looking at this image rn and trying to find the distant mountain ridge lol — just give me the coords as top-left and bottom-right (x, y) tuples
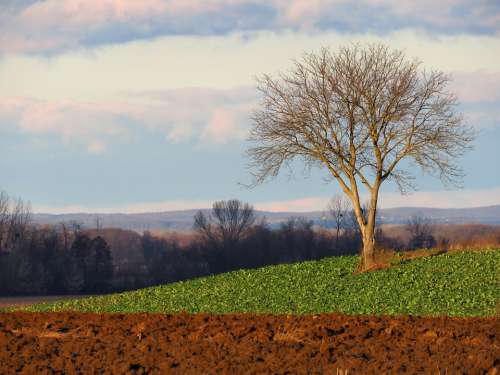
(32, 205), (500, 231)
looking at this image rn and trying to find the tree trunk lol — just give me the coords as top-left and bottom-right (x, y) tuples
(357, 185), (380, 271)
(361, 231), (376, 270)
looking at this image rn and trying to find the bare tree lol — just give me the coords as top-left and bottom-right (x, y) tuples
(0, 192), (32, 252)
(0, 191), (9, 252)
(247, 43), (474, 271)
(59, 223), (71, 252)
(7, 197), (31, 247)
(327, 194), (351, 248)
(405, 215), (436, 250)
(194, 199), (256, 247)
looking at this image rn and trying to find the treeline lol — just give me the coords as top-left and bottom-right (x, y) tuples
(1, 194), (499, 296)
(0, 192), (114, 295)
(0, 195), (362, 295)
(99, 200), (364, 291)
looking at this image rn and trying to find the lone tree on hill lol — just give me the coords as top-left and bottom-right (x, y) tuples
(246, 43), (474, 271)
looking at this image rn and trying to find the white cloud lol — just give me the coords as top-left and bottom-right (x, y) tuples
(1, 28), (499, 152)
(450, 71), (500, 103)
(32, 187), (500, 214)
(255, 197), (331, 212)
(2, 27), (500, 151)
(366, 0), (462, 25)
(255, 187), (500, 212)
(33, 199), (213, 214)
(1, 30), (500, 102)
(201, 105), (252, 143)
(87, 139), (106, 154)
(1, 0), (169, 54)
(377, 187), (500, 209)
(2, 0), (498, 54)
(0, 96), (128, 153)
(19, 0), (168, 27)
(0, 88), (257, 152)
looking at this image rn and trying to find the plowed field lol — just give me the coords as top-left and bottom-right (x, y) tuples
(0, 312), (498, 374)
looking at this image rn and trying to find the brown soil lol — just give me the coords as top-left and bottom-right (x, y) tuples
(0, 312), (498, 374)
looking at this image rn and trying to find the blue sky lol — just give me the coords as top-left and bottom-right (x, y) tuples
(1, 0), (500, 213)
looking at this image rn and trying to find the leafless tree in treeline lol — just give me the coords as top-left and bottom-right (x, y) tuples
(59, 222), (71, 252)
(405, 215), (436, 250)
(194, 199), (256, 272)
(194, 199), (256, 248)
(7, 197), (31, 246)
(0, 191), (31, 252)
(328, 195), (351, 249)
(0, 192), (9, 252)
(247, 43), (474, 271)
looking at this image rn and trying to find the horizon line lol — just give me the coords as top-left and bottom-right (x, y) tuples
(32, 203), (500, 216)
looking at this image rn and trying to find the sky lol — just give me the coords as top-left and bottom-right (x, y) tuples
(1, 0), (500, 213)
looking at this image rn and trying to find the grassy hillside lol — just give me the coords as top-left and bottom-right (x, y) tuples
(26, 250), (500, 317)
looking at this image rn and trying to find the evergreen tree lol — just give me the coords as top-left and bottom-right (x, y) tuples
(90, 236), (114, 292)
(63, 256), (85, 293)
(71, 233), (93, 291)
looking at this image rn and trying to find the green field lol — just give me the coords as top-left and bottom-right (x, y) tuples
(24, 250), (500, 317)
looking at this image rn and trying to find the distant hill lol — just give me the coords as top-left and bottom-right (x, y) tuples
(378, 205), (500, 225)
(32, 205), (500, 231)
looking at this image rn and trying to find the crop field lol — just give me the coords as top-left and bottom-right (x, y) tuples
(1, 249), (499, 374)
(26, 250), (500, 316)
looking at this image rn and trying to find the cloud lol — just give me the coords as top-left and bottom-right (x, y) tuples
(255, 187), (500, 212)
(0, 88), (257, 152)
(450, 71), (500, 103)
(255, 197), (332, 212)
(0, 0), (274, 54)
(20, 0), (168, 27)
(445, 71), (500, 130)
(128, 88), (257, 143)
(201, 106), (252, 143)
(33, 199), (213, 214)
(32, 186), (500, 214)
(377, 187), (500, 209)
(2, 29), (500, 102)
(87, 139), (106, 154)
(1, 0), (499, 54)
(0, 96), (128, 152)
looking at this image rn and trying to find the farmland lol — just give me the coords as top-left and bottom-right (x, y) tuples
(4, 2), (500, 372)
(1, 249), (499, 373)
(25, 250), (500, 316)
